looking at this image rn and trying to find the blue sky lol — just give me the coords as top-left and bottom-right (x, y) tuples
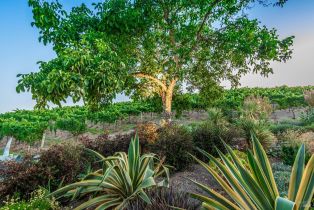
(0, 0), (314, 113)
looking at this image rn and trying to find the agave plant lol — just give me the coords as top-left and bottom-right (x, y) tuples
(190, 135), (314, 210)
(48, 135), (169, 210)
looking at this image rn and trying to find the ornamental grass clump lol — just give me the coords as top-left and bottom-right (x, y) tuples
(48, 135), (169, 210)
(278, 130), (312, 166)
(190, 135), (314, 210)
(237, 96), (276, 148)
(304, 90), (314, 107)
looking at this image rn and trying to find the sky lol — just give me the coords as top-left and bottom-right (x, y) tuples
(0, 0), (314, 113)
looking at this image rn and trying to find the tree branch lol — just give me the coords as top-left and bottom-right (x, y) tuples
(196, 0), (221, 40)
(169, 78), (177, 91)
(133, 73), (167, 92)
(190, 0), (221, 54)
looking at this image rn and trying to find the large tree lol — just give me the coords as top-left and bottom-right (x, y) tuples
(17, 0), (294, 117)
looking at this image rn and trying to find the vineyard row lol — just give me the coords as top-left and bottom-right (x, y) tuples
(0, 85), (313, 143)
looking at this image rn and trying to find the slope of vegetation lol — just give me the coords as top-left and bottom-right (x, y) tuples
(1, 86), (313, 144)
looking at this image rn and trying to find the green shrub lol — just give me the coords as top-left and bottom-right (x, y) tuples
(0, 189), (59, 210)
(237, 116), (276, 149)
(272, 162), (314, 207)
(304, 123), (314, 132)
(207, 107), (226, 124)
(272, 162), (292, 197)
(301, 108), (314, 126)
(281, 145), (311, 166)
(149, 124), (194, 171)
(55, 117), (86, 136)
(192, 121), (237, 159)
(126, 187), (200, 210)
(269, 123), (303, 135)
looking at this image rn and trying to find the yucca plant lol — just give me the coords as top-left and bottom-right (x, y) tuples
(190, 135), (314, 210)
(48, 135), (169, 210)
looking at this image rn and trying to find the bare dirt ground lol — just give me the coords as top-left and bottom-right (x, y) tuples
(170, 164), (224, 195)
(270, 108), (305, 122)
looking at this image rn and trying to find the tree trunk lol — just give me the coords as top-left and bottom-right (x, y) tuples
(40, 133), (46, 148)
(134, 73), (177, 122)
(162, 91), (173, 121)
(161, 80), (176, 122)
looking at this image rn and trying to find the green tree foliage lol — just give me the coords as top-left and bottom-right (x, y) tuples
(17, 0), (294, 116)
